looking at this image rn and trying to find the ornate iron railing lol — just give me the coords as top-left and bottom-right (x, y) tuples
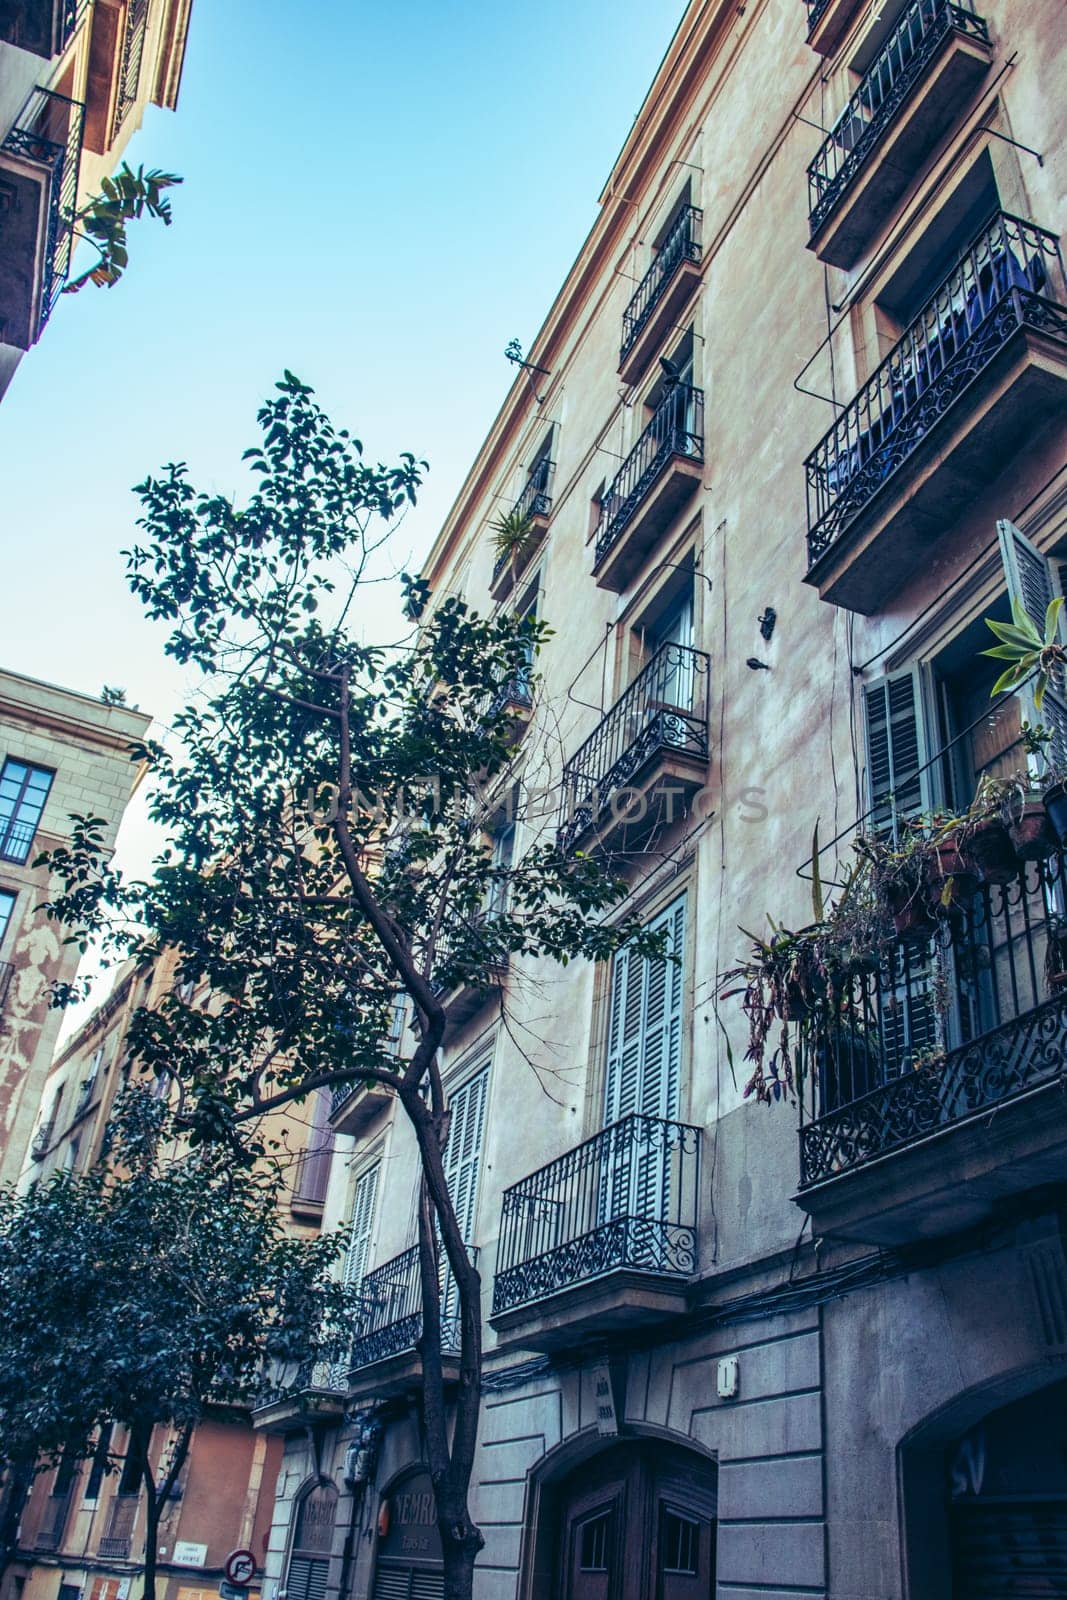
(805, 0), (834, 34)
(111, 0), (149, 141)
(808, 0), (988, 237)
(1, 88), (84, 334)
(0, 962), (13, 1013)
(493, 1113), (700, 1316)
(329, 999), (405, 1118)
(98, 1493), (137, 1560)
(348, 1243), (478, 1373)
(620, 205), (702, 362)
(0, 0), (83, 54)
(805, 213), (1067, 567)
(491, 457), (554, 585)
(0, 817), (36, 863)
(798, 848), (1067, 1186)
(593, 384), (704, 573)
(558, 642), (710, 852)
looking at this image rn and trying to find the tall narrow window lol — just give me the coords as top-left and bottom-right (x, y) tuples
(343, 1162), (380, 1291)
(439, 1064), (489, 1338)
(0, 759), (54, 864)
(604, 894), (686, 1127)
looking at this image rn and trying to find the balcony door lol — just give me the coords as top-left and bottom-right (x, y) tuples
(602, 895), (686, 1243)
(643, 590), (695, 716)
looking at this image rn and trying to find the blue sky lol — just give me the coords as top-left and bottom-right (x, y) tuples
(2, 0), (685, 718)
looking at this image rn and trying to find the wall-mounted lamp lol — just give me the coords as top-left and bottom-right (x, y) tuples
(758, 607), (777, 642)
(746, 657), (771, 672)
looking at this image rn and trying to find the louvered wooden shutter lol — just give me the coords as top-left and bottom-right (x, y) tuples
(344, 1161), (380, 1289)
(439, 1065), (489, 1330)
(997, 519), (1067, 770)
(604, 895), (686, 1125)
(862, 668), (931, 837)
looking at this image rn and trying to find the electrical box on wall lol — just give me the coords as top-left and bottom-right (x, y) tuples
(717, 1355), (740, 1400)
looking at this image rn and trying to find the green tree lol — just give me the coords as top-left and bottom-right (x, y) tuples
(0, 1091), (351, 1600)
(41, 374), (663, 1600)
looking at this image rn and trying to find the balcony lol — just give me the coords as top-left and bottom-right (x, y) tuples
(618, 206), (702, 384)
(808, 0), (992, 270)
(804, 212), (1067, 613)
(795, 848), (1067, 1245)
(804, 0), (862, 55)
(592, 385), (704, 593)
(0, 0), (83, 56)
(251, 1356), (348, 1434)
(558, 643), (710, 857)
(489, 458), (554, 603)
(0, 88), (83, 350)
(97, 1493), (137, 1560)
(329, 1077), (394, 1138)
(346, 1243), (475, 1400)
(491, 1113), (700, 1351)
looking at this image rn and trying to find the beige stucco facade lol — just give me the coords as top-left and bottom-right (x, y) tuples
(261, 0), (1067, 1595)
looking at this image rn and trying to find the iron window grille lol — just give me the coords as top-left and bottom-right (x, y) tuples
(804, 212), (1067, 568)
(492, 1112), (700, 1316)
(807, 0), (989, 239)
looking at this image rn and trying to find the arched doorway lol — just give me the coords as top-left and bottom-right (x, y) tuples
(553, 1440), (717, 1600)
(370, 1468), (444, 1599)
(948, 1379), (1067, 1595)
(284, 1481), (338, 1600)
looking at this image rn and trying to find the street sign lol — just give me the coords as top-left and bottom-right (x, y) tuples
(219, 1583), (248, 1600)
(224, 1551), (257, 1586)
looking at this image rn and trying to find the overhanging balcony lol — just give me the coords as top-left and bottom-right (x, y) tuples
(329, 1076), (394, 1138)
(490, 457), (554, 602)
(558, 642), (710, 857)
(0, 88), (83, 350)
(808, 0), (992, 269)
(805, 212), (1067, 613)
(804, 0), (862, 55)
(491, 1113), (700, 1351)
(347, 1243), (475, 1400)
(251, 1357), (348, 1434)
(795, 848), (1067, 1245)
(618, 206), (702, 384)
(593, 385), (704, 593)
(0, 0), (83, 56)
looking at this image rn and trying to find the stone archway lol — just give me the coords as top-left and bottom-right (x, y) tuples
(901, 1369), (1067, 1599)
(521, 1433), (718, 1600)
(369, 1467), (444, 1599)
(283, 1480), (338, 1600)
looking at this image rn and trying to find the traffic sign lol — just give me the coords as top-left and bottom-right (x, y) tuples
(220, 1581), (248, 1600)
(224, 1550), (257, 1586)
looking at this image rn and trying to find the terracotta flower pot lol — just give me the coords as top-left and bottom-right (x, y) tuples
(1009, 798), (1057, 862)
(964, 819), (1016, 885)
(891, 897), (936, 940)
(928, 840), (980, 904)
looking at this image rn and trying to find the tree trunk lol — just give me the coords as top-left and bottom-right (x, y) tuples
(440, 1529), (480, 1600)
(141, 1490), (159, 1600)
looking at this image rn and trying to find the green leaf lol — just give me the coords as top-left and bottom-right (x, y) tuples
(1045, 596), (1064, 646)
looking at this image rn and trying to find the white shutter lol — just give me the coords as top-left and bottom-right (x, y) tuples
(343, 1162), (380, 1290)
(862, 667), (931, 837)
(997, 519), (1067, 770)
(443, 1065), (488, 1245)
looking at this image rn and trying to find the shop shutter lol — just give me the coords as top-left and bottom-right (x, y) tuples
(286, 1556), (328, 1600)
(952, 1502), (1067, 1593)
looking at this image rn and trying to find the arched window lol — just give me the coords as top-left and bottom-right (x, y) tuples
(285, 1482), (338, 1600)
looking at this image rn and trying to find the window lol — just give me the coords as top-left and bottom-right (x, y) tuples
(0, 888), (14, 947)
(118, 1426), (147, 1495)
(588, 480), (606, 542)
(84, 1425), (113, 1502)
(291, 1089), (334, 1214)
(485, 820), (516, 918)
(578, 1510), (612, 1572)
(604, 894), (686, 1127)
(0, 759), (54, 863)
(439, 1064), (490, 1330)
(342, 1161), (380, 1290)
(76, 1043), (106, 1115)
(660, 1508), (700, 1575)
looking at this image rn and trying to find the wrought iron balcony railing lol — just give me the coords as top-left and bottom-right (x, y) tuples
(808, 0), (989, 239)
(98, 1493), (137, 1560)
(558, 642), (710, 852)
(0, 0), (84, 54)
(620, 206), (702, 363)
(0, 962), (13, 1013)
(0, 817), (37, 863)
(1, 88), (83, 335)
(349, 1242), (477, 1373)
(493, 1113), (700, 1316)
(111, 0), (149, 141)
(798, 847), (1067, 1187)
(593, 385), (704, 574)
(491, 457), (554, 585)
(805, 212), (1067, 568)
(804, 0), (834, 33)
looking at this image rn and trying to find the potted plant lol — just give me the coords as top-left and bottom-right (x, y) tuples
(489, 507), (538, 590)
(982, 598), (1067, 845)
(1001, 724), (1060, 860)
(956, 778), (1017, 885)
(859, 830), (937, 938)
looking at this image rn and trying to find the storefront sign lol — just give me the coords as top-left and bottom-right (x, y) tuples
(593, 1362), (619, 1437)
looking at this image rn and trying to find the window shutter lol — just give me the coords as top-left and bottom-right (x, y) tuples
(443, 1065), (489, 1246)
(997, 519), (1067, 770)
(343, 1162), (380, 1289)
(604, 945), (645, 1124)
(862, 667), (931, 836)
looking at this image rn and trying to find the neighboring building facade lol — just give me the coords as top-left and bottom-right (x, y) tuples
(258, 0), (1067, 1595)
(0, 668), (150, 1185)
(0, 0), (192, 400)
(8, 948), (336, 1600)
